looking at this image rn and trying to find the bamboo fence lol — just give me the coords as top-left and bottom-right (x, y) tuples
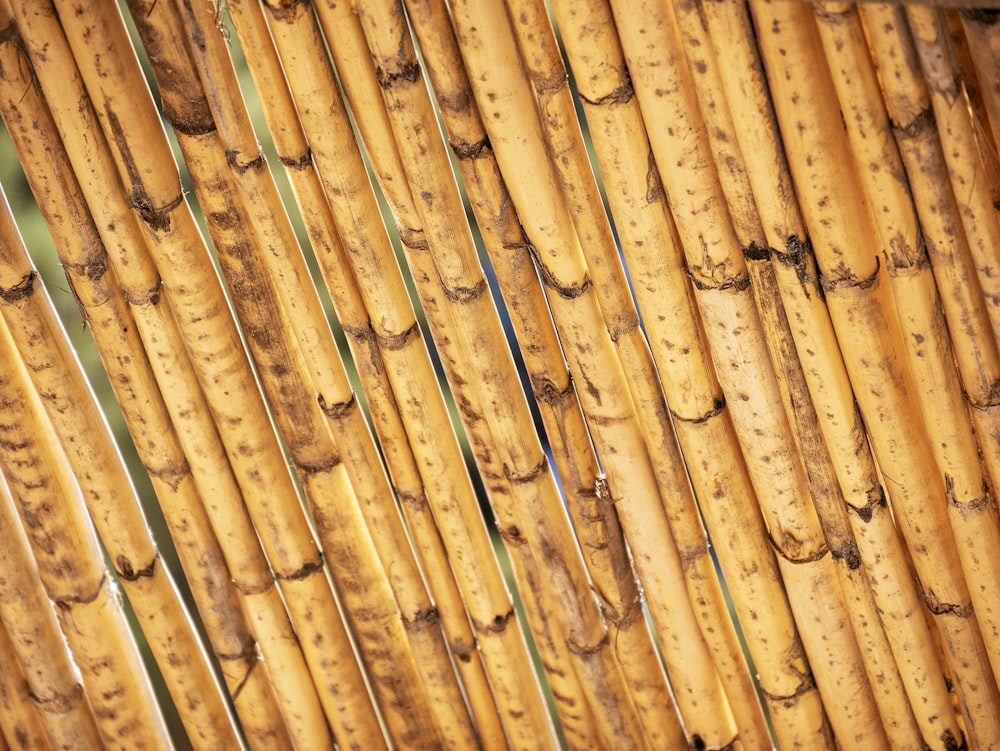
(0, 0), (998, 749)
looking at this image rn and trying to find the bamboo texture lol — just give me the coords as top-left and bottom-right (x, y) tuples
(0, 0), (999, 749)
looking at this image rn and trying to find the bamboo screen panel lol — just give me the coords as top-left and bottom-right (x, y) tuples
(0, 0), (998, 749)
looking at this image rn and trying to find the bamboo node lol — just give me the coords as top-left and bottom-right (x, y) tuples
(686, 265), (751, 293)
(502, 455), (548, 484)
(775, 235), (822, 298)
(578, 78), (635, 108)
(54, 573), (109, 609)
(891, 106), (937, 142)
(758, 667), (817, 703)
(767, 528), (829, 564)
(690, 734), (738, 751)
(532, 377), (573, 405)
(606, 315), (640, 342)
(224, 149), (266, 175)
(939, 727), (969, 751)
(0, 269), (36, 304)
(396, 490), (430, 512)
(451, 137), (491, 161)
(830, 539), (862, 570)
(228, 655), (261, 704)
(401, 607), (441, 633)
(143, 458), (192, 492)
(528, 244), (593, 299)
(398, 225), (430, 251)
(440, 277), (488, 304)
(670, 396), (726, 424)
(278, 149), (312, 171)
(373, 321), (420, 351)
(884, 234), (932, 276)
(743, 242), (772, 262)
(375, 61), (422, 90)
(318, 391), (358, 420)
(966, 379), (1000, 409)
(449, 638), (477, 663)
(846, 484), (888, 523)
(471, 609), (515, 635)
(819, 256), (881, 293)
(274, 557), (325, 582)
(121, 280), (163, 307)
(921, 588), (974, 618)
(115, 553), (158, 582)
(498, 524), (528, 547)
(261, 0), (310, 24)
(27, 682), (85, 716)
(944, 474), (995, 514)
(566, 632), (609, 658)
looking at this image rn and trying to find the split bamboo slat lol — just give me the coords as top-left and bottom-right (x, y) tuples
(0, 0), (999, 749)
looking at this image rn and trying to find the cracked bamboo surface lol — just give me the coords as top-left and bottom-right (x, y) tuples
(1, 0), (1000, 749)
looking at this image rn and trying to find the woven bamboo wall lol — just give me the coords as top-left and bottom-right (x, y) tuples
(0, 0), (998, 749)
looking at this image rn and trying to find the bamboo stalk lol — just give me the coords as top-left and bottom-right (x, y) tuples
(259, 2), (559, 747)
(0, 608), (52, 751)
(749, 1), (1000, 746)
(696, 2), (968, 748)
(0, 315), (171, 750)
(816, 0), (1000, 698)
(220, 3), (507, 746)
(440, 0), (740, 746)
(0, 18), (335, 751)
(400, 0), (685, 746)
(0, 468), (103, 750)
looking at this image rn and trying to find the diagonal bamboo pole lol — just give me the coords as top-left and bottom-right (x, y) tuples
(441, 0), (739, 746)
(399, 0), (685, 746)
(749, 1), (1000, 746)
(260, 2), (558, 747)
(816, 0), (1000, 696)
(0, 467), (103, 750)
(0, 19), (332, 751)
(0, 604), (51, 751)
(0, 314), (172, 750)
(219, 2), (507, 745)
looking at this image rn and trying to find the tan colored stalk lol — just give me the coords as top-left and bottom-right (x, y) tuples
(504, 3), (770, 745)
(260, 2), (559, 747)
(749, 1), (1000, 746)
(697, 2), (967, 748)
(356, 2), (670, 748)
(671, 2), (921, 746)
(0, 22), (331, 751)
(221, 4), (507, 746)
(613, 2), (892, 747)
(904, 6), (1000, 345)
(14, 0), (367, 745)
(0, 470), (103, 750)
(960, 10), (1000, 165)
(400, 0), (685, 745)
(816, 0), (1000, 693)
(0, 612), (51, 751)
(441, 0), (739, 746)
(0, 316), (171, 750)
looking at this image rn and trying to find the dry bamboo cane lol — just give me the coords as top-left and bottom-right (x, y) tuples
(170, 4), (479, 745)
(219, 3), (507, 746)
(14, 0), (365, 745)
(696, 2), (968, 749)
(0, 462), (103, 750)
(502, 3), (771, 745)
(356, 2), (668, 749)
(749, 1), (1000, 746)
(815, 0), (1000, 695)
(611, 2), (891, 747)
(0, 103), (291, 751)
(259, 3), (558, 748)
(670, 2), (921, 746)
(0, 20), (332, 751)
(0, 603), (51, 751)
(399, 1), (685, 746)
(313, 18), (611, 751)
(440, 0), (738, 746)
(959, 10), (1000, 162)
(0, 315), (172, 750)
(904, 6), (1000, 347)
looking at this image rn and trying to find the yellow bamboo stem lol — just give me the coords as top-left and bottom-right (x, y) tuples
(400, 0), (685, 745)
(0, 315), (171, 750)
(0, 469), (103, 750)
(0, 608), (51, 751)
(750, 1), (1000, 746)
(817, 0), (1000, 697)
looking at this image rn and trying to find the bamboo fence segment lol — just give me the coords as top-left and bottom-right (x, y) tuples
(220, 3), (507, 746)
(749, 1), (1000, 746)
(698, 2), (965, 748)
(260, 2), (559, 747)
(904, 6), (1000, 347)
(0, 19), (333, 751)
(0, 610), (51, 751)
(815, 0), (1000, 694)
(399, 0), (685, 746)
(0, 470), (103, 750)
(612, 1), (893, 747)
(441, 0), (740, 746)
(0, 315), (171, 750)
(669, 2), (918, 746)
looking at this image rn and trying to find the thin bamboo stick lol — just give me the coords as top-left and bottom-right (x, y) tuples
(220, 3), (507, 746)
(0, 468), (103, 750)
(0, 315), (172, 750)
(0, 607), (52, 751)
(816, 0), (1000, 697)
(440, 0), (739, 746)
(697, 2), (967, 748)
(261, 2), (559, 747)
(400, 0), (685, 746)
(749, 1), (1000, 746)
(0, 18), (332, 750)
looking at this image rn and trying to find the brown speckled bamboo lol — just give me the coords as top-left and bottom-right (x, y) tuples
(0, 605), (51, 751)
